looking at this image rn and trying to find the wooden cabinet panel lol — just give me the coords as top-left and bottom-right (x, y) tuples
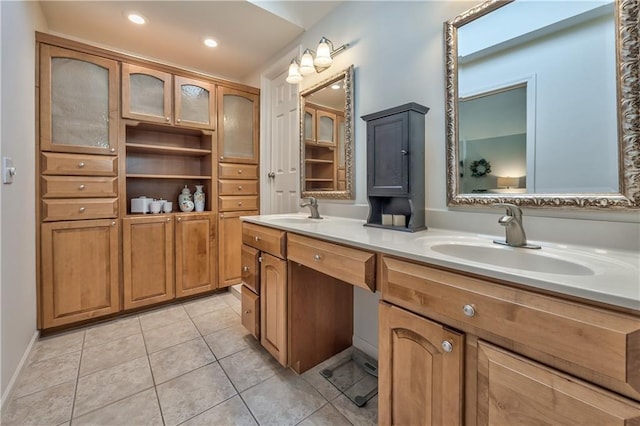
(219, 179), (259, 196)
(476, 341), (640, 425)
(379, 301), (464, 426)
(175, 213), (216, 297)
(41, 152), (117, 176)
(41, 176), (117, 198)
(121, 63), (172, 124)
(41, 219), (120, 328)
(218, 163), (259, 180)
(241, 244), (260, 294)
(260, 253), (287, 367)
(122, 216), (175, 309)
(242, 285), (260, 340)
(381, 255), (640, 397)
(174, 76), (215, 130)
(218, 211), (257, 288)
(219, 195), (259, 212)
(218, 87), (259, 164)
(42, 198), (118, 221)
(287, 233), (375, 291)
(242, 223), (286, 258)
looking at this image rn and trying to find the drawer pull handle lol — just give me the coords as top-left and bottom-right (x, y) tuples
(243, 266), (250, 272)
(238, 202), (242, 206)
(314, 254), (322, 261)
(78, 184), (85, 190)
(238, 169), (243, 174)
(462, 304), (476, 317)
(254, 236), (260, 242)
(79, 207), (86, 213)
(78, 162), (85, 168)
(238, 185), (243, 190)
(441, 340), (453, 353)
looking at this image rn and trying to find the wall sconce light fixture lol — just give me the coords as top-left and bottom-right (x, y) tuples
(286, 37), (349, 84)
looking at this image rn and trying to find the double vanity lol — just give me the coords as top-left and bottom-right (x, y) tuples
(239, 213), (640, 424)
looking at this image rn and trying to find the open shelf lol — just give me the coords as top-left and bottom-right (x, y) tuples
(126, 143), (211, 157)
(126, 174), (212, 180)
(305, 158), (334, 164)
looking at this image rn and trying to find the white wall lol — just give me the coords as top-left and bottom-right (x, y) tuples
(1, 0), (47, 402)
(257, 1), (640, 359)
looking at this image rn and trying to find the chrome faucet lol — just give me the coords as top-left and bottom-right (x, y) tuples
(493, 203), (540, 249)
(300, 197), (322, 219)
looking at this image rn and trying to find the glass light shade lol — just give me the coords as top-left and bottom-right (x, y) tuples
(286, 59), (302, 84)
(497, 176), (520, 188)
(299, 49), (316, 76)
(314, 41), (333, 67)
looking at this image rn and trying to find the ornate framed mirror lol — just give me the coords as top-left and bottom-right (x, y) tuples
(300, 65), (355, 200)
(445, 0), (639, 208)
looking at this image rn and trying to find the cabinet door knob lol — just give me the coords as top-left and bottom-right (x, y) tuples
(243, 266), (250, 272)
(78, 162), (85, 168)
(462, 304), (476, 317)
(238, 169), (243, 174)
(238, 185), (243, 191)
(167, 218), (172, 222)
(244, 310), (251, 315)
(110, 147), (116, 153)
(400, 150), (408, 155)
(111, 221), (116, 226)
(220, 156), (224, 160)
(177, 118), (181, 123)
(166, 117), (171, 122)
(78, 184), (85, 190)
(254, 236), (260, 242)
(79, 207), (85, 213)
(441, 340), (453, 353)
(314, 254), (322, 261)
(177, 217), (182, 222)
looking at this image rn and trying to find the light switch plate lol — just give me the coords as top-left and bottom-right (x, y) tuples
(3, 157), (16, 184)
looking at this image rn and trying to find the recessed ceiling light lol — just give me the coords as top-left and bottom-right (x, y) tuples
(203, 38), (218, 48)
(331, 83), (341, 90)
(127, 13), (147, 25)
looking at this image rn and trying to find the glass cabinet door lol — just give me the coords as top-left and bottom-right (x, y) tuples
(174, 76), (215, 130)
(122, 63), (171, 124)
(316, 111), (336, 146)
(218, 87), (259, 164)
(40, 45), (118, 155)
(304, 108), (316, 143)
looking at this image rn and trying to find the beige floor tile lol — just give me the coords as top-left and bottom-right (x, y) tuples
(72, 388), (162, 426)
(220, 292), (242, 314)
(218, 345), (285, 392)
(149, 337), (216, 384)
(301, 347), (354, 401)
(142, 318), (200, 353)
(28, 330), (84, 365)
(181, 395), (257, 426)
(241, 369), (327, 426)
(298, 403), (353, 426)
(191, 306), (240, 335)
(1, 381), (75, 426)
(74, 356), (154, 417)
(79, 333), (146, 377)
(156, 363), (237, 426)
(13, 351), (80, 398)
(331, 394), (378, 426)
(183, 294), (229, 318)
(203, 323), (253, 359)
(139, 305), (189, 331)
(83, 316), (141, 348)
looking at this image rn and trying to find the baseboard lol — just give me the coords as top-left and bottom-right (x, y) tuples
(229, 284), (242, 300)
(352, 335), (378, 360)
(1, 330), (39, 411)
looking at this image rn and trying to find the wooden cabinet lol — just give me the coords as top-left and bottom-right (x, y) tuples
(175, 213), (217, 297)
(122, 63), (215, 130)
(379, 302), (463, 426)
(242, 285), (260, 339)
(122, 215), (175, 310)
(303, 103), (342, 191)
(40, 45), (118, 156)
(362, 103), (429, 231)
(218, 87), (259, 164)
(40, 219), (120, 328)
(218, 211), (248, 288)
(260, 252), (287, 366)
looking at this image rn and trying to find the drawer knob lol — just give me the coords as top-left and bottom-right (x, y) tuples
(167, 218), (172, 222)
(78, 162), (85, 168)
(314, 254), (322, 261)
(243, 266), (250, 272)
(254, 236), (260, 242)
(244, 310), (251, 314)
(238, 185), (243, 190)
(78, 184), (85, 190)
(79, 207), (86, 213)
(238, 170), (242, 174)
(166, 117), (171, 122)
(220, 156), (224, 160)
(441, 340), (453, 353)
(462, 304), (476, 317)
(177, 217), (182, 222)
(238, 202), (242, 206)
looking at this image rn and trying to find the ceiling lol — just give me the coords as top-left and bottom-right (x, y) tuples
(38, 1), (344, 82)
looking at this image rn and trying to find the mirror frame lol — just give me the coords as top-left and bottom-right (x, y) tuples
(300, 65), (355, 200)
(445, 0), (639, 209)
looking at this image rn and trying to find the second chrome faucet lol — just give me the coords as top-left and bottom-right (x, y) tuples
(493, 203), (540, 249)
(300, 196), (322, 219)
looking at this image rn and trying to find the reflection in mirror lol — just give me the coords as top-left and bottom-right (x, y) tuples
(300, 65), (354, 199)
(445, 0), (639, 208)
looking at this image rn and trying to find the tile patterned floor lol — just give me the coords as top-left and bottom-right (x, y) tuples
(1, 291), (378, 426)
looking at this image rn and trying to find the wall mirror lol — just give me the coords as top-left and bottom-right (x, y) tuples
(445, 0), (639, 208)
(300, 65), (355, 200)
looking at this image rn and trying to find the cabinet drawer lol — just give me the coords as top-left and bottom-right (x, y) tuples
(41, 176), (118, 198)
(242, 244), (260, 294)
(242, 223), (286, 258)
(288, 233), (375, 291)
(381, 256), (640, 393)
(219, 179), (259, 196)
(41, 152), (118, 176)
(42, 198), (118, 221)
(241, 285), (260, 340)
(219, 163), (259, 179)
(219, 195), (259, 211)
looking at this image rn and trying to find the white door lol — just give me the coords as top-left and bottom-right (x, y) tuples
(267, 70), (300, 214)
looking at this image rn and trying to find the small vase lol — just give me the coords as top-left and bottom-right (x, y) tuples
(194, 185), (205, 212)
(178, 185), (193, 212)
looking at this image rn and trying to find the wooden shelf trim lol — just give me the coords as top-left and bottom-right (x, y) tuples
(126, 143), (212, 157)
(126, 174), (212, 180)
(305, 159), (334, 164)
(305, 178), (334, 182)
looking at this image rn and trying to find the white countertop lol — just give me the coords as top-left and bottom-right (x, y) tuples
(242, 213), (640, 312)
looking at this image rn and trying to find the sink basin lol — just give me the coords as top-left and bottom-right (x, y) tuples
(261, 215), (323, 225)
(431, 243), (595, 276)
